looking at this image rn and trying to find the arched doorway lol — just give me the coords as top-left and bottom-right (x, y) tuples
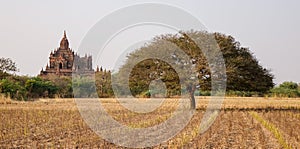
(59, 63), (63, 69)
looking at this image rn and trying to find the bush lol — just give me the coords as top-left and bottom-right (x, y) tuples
(25, 77), (58, 99)
(0, 78), (28, 100)
(270, 81), (300, 98)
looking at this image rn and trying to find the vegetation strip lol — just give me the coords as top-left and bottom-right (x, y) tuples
(249, 111), (291, 149)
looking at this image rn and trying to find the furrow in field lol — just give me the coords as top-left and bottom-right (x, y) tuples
(249, 111), (292, 149)
(255, 111), (300, 148)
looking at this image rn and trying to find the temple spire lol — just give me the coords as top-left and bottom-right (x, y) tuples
(60, 30), (69, 49)
(63, 30), (67, 39)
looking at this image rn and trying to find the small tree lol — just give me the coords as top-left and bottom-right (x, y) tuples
(0, 58), (18, 73)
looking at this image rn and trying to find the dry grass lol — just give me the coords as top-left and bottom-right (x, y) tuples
(0, 97), (299, 148)
(0, 94), (12, 104)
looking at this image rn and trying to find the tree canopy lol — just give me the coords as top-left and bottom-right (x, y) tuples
(115, 30), (274, 97)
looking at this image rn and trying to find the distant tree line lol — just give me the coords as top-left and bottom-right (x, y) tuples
(0, 58), (113, 100)
(269, 81), (300, 98)
(0, 73), (71, 100)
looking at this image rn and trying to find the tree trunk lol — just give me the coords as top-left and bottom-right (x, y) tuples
(187, 84), (196, 109)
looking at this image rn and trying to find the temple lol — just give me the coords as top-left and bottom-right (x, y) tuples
(40, 31), (94, 76)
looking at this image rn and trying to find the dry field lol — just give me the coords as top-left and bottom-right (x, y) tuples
(0, 97), (300, 148)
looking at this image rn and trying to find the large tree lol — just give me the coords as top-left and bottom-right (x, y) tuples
(114, 31), (274, 100)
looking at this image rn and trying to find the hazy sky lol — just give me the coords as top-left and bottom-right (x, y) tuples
(0, 0), (299, 84)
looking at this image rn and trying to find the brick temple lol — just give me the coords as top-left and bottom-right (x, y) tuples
(40, 31), (94, 76)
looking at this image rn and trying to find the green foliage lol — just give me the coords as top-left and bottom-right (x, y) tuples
(139, 90), (151, 98)
(0, 57), (116, 99)
(95, 70), (114, 98)
(41, 75), (73, 98)
(72, 75), (97, 98)
(270, 81), (300, 98)
(279, 81), (298, 89)
(53, 77), (73, 98)
(0, 78), (27, 100)
(25, 77), (58, 98)
(194, 90), (211, 96)
(214, 33), (274, 93)
(0, 72), (11, 80)
(226, 90), (261, 97)
(127, 59), (180, 97)
(0, 58), (29, 100)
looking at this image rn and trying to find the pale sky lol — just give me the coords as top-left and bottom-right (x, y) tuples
(0, 0), (299, 85)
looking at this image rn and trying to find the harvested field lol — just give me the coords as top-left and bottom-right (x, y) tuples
(0, 97), (299, 148)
